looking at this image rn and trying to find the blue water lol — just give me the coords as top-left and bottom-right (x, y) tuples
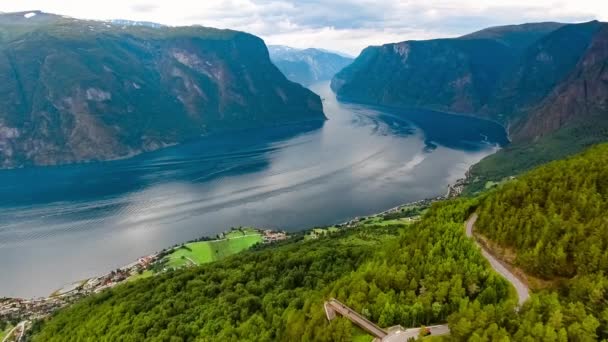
(0, 83), (508, 298)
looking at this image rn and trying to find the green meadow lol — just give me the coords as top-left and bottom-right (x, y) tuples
(165, 228), (263, 268)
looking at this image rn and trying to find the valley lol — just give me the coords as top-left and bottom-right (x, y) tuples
(0, 5), (607, 341)
(25, 143), (608, 342)
(0, 82), (506, 299)
(332, 21), (608, 193)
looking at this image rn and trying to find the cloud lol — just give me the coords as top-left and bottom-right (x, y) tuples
(1, 0), (606, 55)
(129, 3), (159, 13)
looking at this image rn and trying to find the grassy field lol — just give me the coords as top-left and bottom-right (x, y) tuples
(165, 228), (262, 269)
(305, 209), (421, 241)
(0, 324), (14, 341)
(359, 217), (415, 227)
(127, 270), (154, 282)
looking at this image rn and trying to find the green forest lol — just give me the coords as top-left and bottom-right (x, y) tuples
(31, 144), (608, 341)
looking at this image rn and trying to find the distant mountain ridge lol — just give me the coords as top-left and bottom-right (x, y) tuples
(269, 45), (353, 86)
(332, 21), (607, 143)
(109, 19), (165, 28)
(0, 11), (325, 168)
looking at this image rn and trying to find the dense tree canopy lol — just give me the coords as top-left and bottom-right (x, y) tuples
(453, 143), (608, 341)
(476, 143), (608, 278)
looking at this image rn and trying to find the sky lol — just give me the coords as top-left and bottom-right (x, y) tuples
(1, 0), (607, 56)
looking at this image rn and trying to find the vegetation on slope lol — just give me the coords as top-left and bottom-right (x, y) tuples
(31, 200), (510, 341)
(163, 228), (262, 268)
(0, 321), (13, 341)
(453, 143), (608, 340)
(464, 116), (608, 195)
(332, 21), (603, 139)
(476, 143), (608, 279)
(31, 143), (608, 341)
(0, 11), (325, 168)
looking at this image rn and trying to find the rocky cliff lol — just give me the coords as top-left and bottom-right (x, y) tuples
(332, 21), (607, 143)
(0, 11), (325, 168)
(515, 24), (608, 141)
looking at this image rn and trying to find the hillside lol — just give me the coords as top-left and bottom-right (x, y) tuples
(332, 22), (568, 119)
(0, 11), (325, 168)
(332, 21), (604, 131)
(31, 201), (510, 341)
(28, 143), (608, 341)
(514, 24), (608, 141)
(464, 115), (608, 194)
(476, 143), (608, 279)
(332, 37), (515, 115)
(268, 45), (353, 86)
(333, 21), (608, 191)
(454, 143), (608, 340)
(465, 23), (608, 193)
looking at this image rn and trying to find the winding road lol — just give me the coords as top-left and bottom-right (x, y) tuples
(465, 214), (530, 306)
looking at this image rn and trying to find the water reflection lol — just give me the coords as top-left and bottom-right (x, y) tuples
(0, 82), (507, 298)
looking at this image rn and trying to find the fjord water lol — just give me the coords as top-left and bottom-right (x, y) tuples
(0, 83), (508, 298)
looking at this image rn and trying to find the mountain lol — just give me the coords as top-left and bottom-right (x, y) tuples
(109, 19), (165, 28)
(332, 21), (605, 132)
(459, 22), (565, 53)
(466, 22), (608, 193)
(0, 11), (325, 168)
(514, 23), (608, 141)
(268, 45), (353, 86)
(29, 143), (608, 341)
(333, 21), (608, 190)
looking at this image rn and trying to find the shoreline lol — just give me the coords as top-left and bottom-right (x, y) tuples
(2, 177), (467, 303)
(0, 119), (326, 172)
(334, 95), (510, 134)
(3, 183), (460, 302)
(0, 179), (468, 333)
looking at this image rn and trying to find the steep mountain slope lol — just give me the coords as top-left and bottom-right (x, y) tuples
(514, 24), (608, 141)
(465, 23), (608, 193)
(490, 21), (603, 125)
(332, 21), (604, 136)
(0, 11), (325, 168)
(332, 37), (514, 115)
(268, 45), (353, 86)
(333, 21), (608, 192)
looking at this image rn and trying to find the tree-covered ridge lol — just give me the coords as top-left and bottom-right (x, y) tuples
(456, 143), (608, 341)
(476, 143), (608, 279)
(31, 200), (511, 341)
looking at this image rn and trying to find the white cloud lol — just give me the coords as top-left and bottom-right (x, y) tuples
(1, 0), (606, 55)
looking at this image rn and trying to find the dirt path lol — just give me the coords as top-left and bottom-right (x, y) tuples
(466, 214), (530, 306)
